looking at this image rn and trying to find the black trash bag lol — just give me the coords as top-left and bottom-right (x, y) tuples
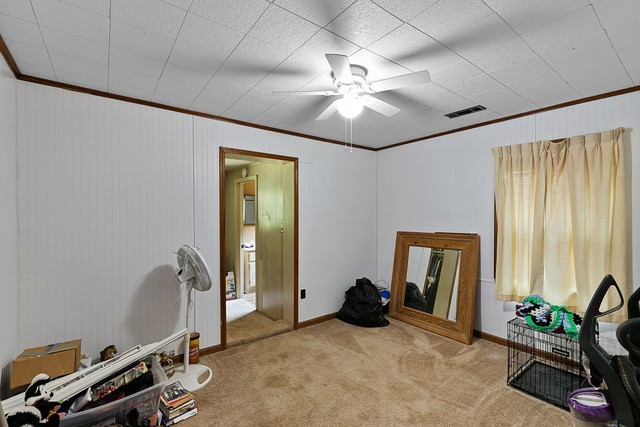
(336, 277), (390, 327)
(404, 281), (430, 312)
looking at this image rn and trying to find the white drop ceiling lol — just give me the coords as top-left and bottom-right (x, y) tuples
(0, 0), (638, 148)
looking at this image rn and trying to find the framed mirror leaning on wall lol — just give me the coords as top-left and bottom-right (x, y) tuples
(389, 232), (480, 345)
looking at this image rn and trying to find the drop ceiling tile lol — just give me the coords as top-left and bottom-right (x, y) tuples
(468, 36), (534, 72)
(0, 0), (37, 23)
(109, 68), (159, 93)
(522, 6), (601, 54)
(189, 0), (269, 34)
(249, 5), (319, 52)
(238, 87), (284, 108)
(443, 13), (516, 58)
(410, 0), (493, 42)
(60, 0), (110, 16)
(496, 0), (589, 34)
(168, 41), (226, 74)
(417, 88), (475, 114)
(274, 0), (353, 27)
(368, 24), (436, 65)
(15, 61), (56, 80)
(152, 91), (193, 109)
(489, 55), (550, 85)
(326, 0), (402, 47)
(255, 72), (307, 93)
(40, 27), (108, 65)
(5, 40), (51, 68)
(275, 95), (322, 112)
(506, 70), (581, 107)
(348, 49), (408, 82)
(269, 52), (328, 84)
(460, 109), (503, 124)
(483, 0), (519, 11)
(191, 90), (238, 116)
(468, 86), (536, 115)
(108, 83), (155, 101)
(296, 29), (359, 65)
(163, 0), (193, 10)
(371, 0), (438, 21)
(392, 81), (441, 100)
(177, 13), (244, 53)
(591, 0), (640, 85)
(57, 71), (107, 91)
(431, 60), (483, 89)
(569, 75), (633, 98)
(49, 51), (108, 82)
(229, 36), (291, 72)
(540, 30), (627, 88)
(111, 0), (186, 39)
(250, 116), (282, 128)
(395, 42), (460, 73)
(204, 75), (252, 98)
(110, 20), (174, 61)
(109, 48), (165, 79)
(31, 0), (110, 44)
(450, 74), (502, 98)
(258, 107), (298, 122)
(215, 58), (270, 86)
(157, 63), (212, 93)
(0, 14), (45, 47)
(223, 100), (270, 121)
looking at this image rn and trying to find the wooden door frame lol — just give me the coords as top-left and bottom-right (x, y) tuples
(219, 147), (299, 350)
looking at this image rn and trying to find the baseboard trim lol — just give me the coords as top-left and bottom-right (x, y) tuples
(171, 344), (223, 364)
(297, 312), (336, 329)
(473, 329), (508, 347)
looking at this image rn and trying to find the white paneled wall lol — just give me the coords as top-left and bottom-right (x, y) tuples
(17, 84), (194, 358)
(378, 91), (640, 341)
(0, 55), (17, 397)
(15, 82), (378, 358)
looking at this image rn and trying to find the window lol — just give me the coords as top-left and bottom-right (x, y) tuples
(492, 127), (628, 322)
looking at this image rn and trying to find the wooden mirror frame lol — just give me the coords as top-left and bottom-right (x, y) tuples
(389, 232), (480, 345)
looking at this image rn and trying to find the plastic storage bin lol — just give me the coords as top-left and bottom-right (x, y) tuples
(60, 356), (167, 426)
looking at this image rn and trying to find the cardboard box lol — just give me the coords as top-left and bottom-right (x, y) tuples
(10, 339), (81, 389)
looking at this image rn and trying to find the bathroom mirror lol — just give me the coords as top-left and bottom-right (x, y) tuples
(389, 232), (480, 345)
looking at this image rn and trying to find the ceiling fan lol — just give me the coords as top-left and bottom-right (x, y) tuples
(272, 54), (431, 121)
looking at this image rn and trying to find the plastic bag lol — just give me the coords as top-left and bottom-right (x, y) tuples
(336, 277), (390, 327)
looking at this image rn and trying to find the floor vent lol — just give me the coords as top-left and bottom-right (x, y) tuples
(445, 105), (486, 119)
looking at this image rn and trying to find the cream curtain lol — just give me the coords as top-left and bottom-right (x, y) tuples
(493, 127), (628, 321)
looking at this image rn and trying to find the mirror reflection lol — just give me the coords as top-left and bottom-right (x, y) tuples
(403, 246), (461, 320)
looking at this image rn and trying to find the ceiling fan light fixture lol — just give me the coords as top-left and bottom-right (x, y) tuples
(337, 94), (363, 118)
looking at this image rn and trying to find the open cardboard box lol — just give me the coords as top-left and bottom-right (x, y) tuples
(10, 339), (81, 389)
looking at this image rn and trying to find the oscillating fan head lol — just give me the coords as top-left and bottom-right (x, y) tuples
(175, 245), (212, 292)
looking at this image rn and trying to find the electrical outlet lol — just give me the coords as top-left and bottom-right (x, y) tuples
(301, 289), (306, 299)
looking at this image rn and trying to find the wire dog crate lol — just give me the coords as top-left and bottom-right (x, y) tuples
(507, 318), (586, 410)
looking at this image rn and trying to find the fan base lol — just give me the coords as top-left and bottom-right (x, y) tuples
(169, 363), (212, 392)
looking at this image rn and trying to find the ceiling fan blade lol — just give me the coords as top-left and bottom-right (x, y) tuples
(316, 99), (341, 121)
(272, 90), (339, 96)
(360, 95), (400, 117)
(325, 54), (353, 84)
(368, 70), (431, 93)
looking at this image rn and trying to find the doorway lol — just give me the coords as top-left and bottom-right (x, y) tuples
(219, 147), (298, 350)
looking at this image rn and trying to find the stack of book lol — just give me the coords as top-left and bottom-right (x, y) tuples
(160, 381), (197, 425)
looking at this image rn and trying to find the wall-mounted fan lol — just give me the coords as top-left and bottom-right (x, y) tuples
(273, 54), (431, 120)
(170, 244), (213, 392)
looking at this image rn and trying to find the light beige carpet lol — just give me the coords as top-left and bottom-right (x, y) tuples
(227, 310), (292, 348)
(226, 297), (256, 323)
(184, 319), (571, 426)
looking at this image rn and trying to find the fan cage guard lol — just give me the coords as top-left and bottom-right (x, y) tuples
(507, 318), (588, 410)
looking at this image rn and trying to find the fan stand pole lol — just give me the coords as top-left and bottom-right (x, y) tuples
(169, 287), (213, 392)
